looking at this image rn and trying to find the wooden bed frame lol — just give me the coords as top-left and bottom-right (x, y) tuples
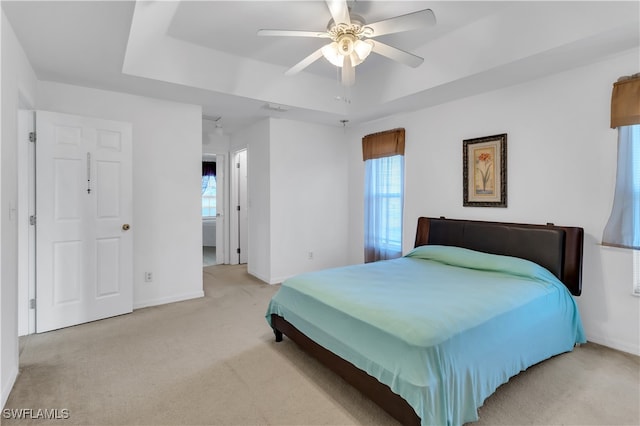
(271, 217), (584, 425)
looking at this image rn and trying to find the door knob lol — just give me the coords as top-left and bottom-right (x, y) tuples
(122, 224), (130, 231)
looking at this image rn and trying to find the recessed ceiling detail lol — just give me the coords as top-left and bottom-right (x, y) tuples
(3, 1), (639, 134)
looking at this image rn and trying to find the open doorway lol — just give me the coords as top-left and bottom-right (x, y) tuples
(202, 154), (218, 266)
(202, 152), (227, 266)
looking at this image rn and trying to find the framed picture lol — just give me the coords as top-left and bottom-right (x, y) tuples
(463, 133), (507, 207)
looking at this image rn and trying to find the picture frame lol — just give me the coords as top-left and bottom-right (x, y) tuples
(463, 133), (507, 207)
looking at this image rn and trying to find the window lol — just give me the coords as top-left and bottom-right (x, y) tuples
(602, 124), (639, 296)
(365, 155), (404, 258)
(362, 128), (405, 263)
(629, 124), (640, 246)
(202, 175), (216, 217)
(607, 74), (640, 295)
(603, 125), (640, 248)
(202, 161), (217, 217)
(632, 125), (640, 296)
(633, 125), (640, 296)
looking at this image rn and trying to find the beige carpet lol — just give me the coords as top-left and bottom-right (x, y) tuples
(4, 264), (640, 425)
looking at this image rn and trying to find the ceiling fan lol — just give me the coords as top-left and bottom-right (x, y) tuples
(257, 0), (436, 86)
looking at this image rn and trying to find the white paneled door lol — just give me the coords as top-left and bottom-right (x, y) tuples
(35, 111), (133, 333)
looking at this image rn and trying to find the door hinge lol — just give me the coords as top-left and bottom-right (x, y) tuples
(236, 163), (240, 168)
(237, 205), (240, 211)
(236, 248), (241, 254)
(29, 299), (36, 309)
(29, 215), (36, 226)
(29, 131), (36, 143)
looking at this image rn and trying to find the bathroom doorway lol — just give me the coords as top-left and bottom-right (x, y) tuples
(202, 153), (226, 266)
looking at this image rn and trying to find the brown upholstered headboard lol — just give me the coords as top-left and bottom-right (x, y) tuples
(414, 217), (584, 296)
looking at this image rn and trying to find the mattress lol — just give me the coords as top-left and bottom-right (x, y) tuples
(266, 245), (586, 426)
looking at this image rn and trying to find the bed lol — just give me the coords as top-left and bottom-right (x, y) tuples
(266, 217), (586, 425)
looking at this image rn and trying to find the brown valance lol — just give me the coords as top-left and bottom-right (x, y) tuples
(611, 73), (640, 128)
(362, 128), (405, 161)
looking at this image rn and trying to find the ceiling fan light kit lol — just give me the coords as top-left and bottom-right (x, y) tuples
(258, 0), (436, 87)
(321, 39), (373, 67)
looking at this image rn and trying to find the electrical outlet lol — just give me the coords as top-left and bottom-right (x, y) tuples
(145, 272), (153, 282)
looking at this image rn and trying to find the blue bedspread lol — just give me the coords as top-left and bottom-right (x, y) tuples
(266, 245), (585, 426)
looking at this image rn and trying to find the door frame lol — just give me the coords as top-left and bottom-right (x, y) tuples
(230, 149), (247, 265)
(214, 153), (227, 265)
(17, 108), (36, 335)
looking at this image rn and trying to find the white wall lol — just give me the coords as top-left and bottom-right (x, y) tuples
(233, 118), (350, 284)
(37, 81), (204, 309)
(234, 119), (271, 281)
(1, 11), (38, 407)
(202, 132), (229, 155)
(269, 119), (349, 283)
(346, 48), (640, 355)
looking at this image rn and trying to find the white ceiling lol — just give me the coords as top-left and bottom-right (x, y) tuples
(3, 1), (639, 135)
(166, 1), (503, 77)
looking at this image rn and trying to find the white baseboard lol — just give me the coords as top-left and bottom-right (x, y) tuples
(247, 269), (282, 285)
(587, 333), (640, 356)
(249, 271), (290, 285)
(1, 365), (18, 409)
(133, 291), (205, 310)
(268, 275), (293, 285)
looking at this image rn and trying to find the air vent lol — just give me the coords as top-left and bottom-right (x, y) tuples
(263, 103), (289, 112)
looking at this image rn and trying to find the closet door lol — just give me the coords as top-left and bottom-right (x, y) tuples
(35, 111), (133, 332)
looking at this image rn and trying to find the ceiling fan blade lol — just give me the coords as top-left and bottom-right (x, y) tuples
(341, 56), (355, 86)
(257, 29), (329, 38)
(371, 40), (424, 68)
(284, 47), (325, 76)
(326, 0), (350, 25)
(366, 9), (436, 37)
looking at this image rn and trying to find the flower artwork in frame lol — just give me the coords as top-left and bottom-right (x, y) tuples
(463, 133), (507, 207)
